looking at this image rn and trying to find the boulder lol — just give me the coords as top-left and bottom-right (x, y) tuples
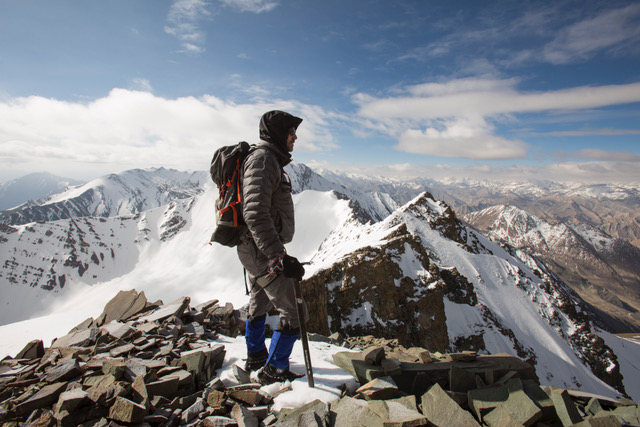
(356, 376), (405, 401)
(14, 382), (68, 416)
(51, 328), (99, 348)
(14, 340), (45, 359)
(108, 396), (147, 424)
(330, 396), (383, 426)
(421, 383), (481, 427)
(45, 358), (83, 382)
(549, 388), (584, 426)
(277, 399), (329, 426)
(98, 289), (148, 325)
(367, 398), (427, 426)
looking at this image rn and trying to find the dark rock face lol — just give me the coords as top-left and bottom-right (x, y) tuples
(304, 223), (450, 353)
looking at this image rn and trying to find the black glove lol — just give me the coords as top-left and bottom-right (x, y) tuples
(282, 254), (305, 281)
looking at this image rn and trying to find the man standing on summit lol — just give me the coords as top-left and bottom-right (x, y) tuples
(238, 110), (307, 385)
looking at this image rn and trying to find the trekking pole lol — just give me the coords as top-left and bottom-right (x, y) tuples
(294, 278), (314, 387)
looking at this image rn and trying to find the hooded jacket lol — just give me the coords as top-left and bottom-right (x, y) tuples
(241, 111), (303, 258)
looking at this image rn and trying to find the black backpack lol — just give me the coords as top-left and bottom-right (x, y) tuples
(209, 141), (253, 247)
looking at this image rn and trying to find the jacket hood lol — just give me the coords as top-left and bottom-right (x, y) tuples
(259, 110), (303, 156)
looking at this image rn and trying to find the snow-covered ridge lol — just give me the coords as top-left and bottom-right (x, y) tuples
(0, 168), (209, 225)
(312, 169), (640, 201)
(303, 192), (633, 398)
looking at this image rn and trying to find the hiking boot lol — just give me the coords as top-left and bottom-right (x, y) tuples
(258, 364), (304, 385)
(244, 349), (268, 372)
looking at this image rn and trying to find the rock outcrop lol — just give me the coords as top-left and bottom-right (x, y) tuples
(2, 290), (638, 426)
(0, 290), (240, 426)
(330, 343), (639, 427)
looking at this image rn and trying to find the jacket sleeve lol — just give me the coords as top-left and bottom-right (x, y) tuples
(242, 149), (286, 258)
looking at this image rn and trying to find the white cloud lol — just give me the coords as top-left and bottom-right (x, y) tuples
(353, 78), (640, 160)
(356, 79), (640, 120)
(218, 0), (278, 13)
(165, 0), (211, 53)
(556, 149), (640, 162)
(0, 90), (336, 181)
(323, 161), (640, 185)
(543, 4), (640, 64)
(131, 78), (153, 92)
(397, 128), (527, 160)
(539, 129), (640, 137)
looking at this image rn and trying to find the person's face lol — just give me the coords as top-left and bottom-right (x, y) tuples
(286, 128), (297, 152)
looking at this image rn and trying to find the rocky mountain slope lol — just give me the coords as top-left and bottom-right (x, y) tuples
(307, 171), (640, 333)
(463, 205), (640, 333)
(1, 166), (639, 400)
(301, 192), (628, 396)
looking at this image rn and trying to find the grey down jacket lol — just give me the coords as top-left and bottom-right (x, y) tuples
(241, 141), (295, 258)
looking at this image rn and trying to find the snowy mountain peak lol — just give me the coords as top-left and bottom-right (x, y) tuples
(303, 189), (626, 396)
(0, 168), (208, 226)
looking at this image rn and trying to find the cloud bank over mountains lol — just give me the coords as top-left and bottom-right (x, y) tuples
(1, 79), (639, 184)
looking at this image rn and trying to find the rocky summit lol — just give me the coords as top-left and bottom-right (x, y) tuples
(1, 289), (639, 426)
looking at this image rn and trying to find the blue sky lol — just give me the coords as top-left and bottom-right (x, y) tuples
(1, 0), (640, 184)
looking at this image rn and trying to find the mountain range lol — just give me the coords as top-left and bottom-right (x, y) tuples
(0, 173), (82, 211)
(464, 205), (640, 334)
(0, 165), (639, 401)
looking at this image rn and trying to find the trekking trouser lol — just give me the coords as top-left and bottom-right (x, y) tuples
(237, 237), (308, 331)
(245, 315), (267, 354)
(266, 328), (300, 370)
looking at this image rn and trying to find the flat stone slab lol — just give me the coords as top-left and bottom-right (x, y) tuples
(277, 399), (329, 426)
(368, 398), (427, 426)
(14, 339), (44, 359)
(330, 396), (383, 426)
(356, 376), (405, 401)
(51, 327), (99, 348)
(138, 296), (190, 323)
(100, 320), (135, 340)
(421, 383), (481, 427)
(15, 382), (67, 416)
(45, 358), (83, 382)
(99, 289), (148, 324)
(108, 396), (147, 424)
(400, 353), (537, 381)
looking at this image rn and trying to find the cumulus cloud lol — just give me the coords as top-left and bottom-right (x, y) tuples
(396, 119), (527, 160)
(0, 89), (335, 180)
(353, 77), (640, 160)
